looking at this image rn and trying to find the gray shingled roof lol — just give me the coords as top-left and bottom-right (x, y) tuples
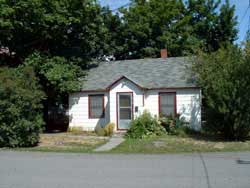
(81, 57), (197, 91)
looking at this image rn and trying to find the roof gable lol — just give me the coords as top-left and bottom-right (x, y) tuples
(106, 76), (144, 90)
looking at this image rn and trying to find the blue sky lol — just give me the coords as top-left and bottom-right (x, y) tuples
(99, 0), (250, 44)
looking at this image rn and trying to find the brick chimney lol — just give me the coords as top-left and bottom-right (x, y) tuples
(160, 49), (168, 58)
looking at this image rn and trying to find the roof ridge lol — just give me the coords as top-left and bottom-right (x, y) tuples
(101, 56), (188, 63)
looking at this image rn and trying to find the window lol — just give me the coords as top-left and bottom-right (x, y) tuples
(159, 92), (176, 117)
(88, 94), (105, 118)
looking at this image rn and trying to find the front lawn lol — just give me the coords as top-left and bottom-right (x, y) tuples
(110, 134), (250, 153)
(12, 133), (108, 153)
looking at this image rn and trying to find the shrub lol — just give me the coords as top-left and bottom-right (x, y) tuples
(104, 123), (114, 137)
(95, 123), (114, 137)
(95, 125), (106, 136)
(159, 114), (187, 135)
(194, 45), (250, 140)
(0, 66), (45, 147)
(126, 111), (166, 139)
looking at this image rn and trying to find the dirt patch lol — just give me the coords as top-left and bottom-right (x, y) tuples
(213, 142), (225, 149)
(153, 141), (166, 147)
(39, 133), (108, 148)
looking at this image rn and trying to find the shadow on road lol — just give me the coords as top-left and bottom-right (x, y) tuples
(236, 159), (250, 164)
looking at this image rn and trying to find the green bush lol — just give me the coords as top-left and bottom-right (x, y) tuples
(0, 66), (45, 147)
(194, 45), (250, 140)
(104, 123), (114, 137)
(159, 114), (187, 135)
(126, 111), (166, 139)
(95, 123), (115, 137)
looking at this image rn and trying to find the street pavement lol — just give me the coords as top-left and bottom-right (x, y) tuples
(0, 151), (250, 188)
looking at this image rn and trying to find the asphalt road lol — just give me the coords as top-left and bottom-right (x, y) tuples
(0, 151), (250, 188)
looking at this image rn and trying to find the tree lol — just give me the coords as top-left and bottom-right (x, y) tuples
(118, 0), (188, 59)
(186, 0), (237, 52)
(112, 0), (237, 59)
(0, 0), (111, 131)
(194, 45), (250, 140)
(0, 66), (45, 147)
(23, 52), (84, 130)
(0, 0), (112, 61)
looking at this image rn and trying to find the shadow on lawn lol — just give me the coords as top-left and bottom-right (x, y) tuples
(181, 129), (250, 143)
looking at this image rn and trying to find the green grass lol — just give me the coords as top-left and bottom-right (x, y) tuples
(110, 134), (250, 154)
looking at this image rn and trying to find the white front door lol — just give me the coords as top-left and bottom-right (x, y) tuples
(117, 93), (133, 130)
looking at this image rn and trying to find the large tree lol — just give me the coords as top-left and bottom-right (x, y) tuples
(112, 0), (237, 59)
(0, 0), (113, 131)
(186, 0), (238, 52)
(0, 0), (114, 61)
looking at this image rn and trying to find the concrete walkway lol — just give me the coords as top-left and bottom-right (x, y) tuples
(94, 133), (125, 152)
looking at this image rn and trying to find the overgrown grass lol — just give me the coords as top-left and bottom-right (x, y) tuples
(110, 134), (250, 154)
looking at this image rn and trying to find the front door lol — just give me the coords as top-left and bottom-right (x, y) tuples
(117, 93), (133, 130)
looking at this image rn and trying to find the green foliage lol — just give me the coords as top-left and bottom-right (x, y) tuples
(186, 0), (237, 52)
(0, 0), (113, 59)
(0, 66), (45, 147)
(159, 114), (187, 135)
(115, 0), (237, 59)
(24, 52), (84, 94)
(194, 45), (250, 140)
(0, 0), (238, 60)
(126, 111), (166, 139)
(95, 123), (115, 137)
(104, 123), (115, 137)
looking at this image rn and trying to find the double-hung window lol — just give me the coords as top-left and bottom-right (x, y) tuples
(159, 92), (176, 117)
(88, 94), (105, 118)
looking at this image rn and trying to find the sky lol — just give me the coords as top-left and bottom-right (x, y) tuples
(99, 0), (250, 44)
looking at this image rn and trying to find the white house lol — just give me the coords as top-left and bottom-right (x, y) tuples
(69, 56), (201, 132)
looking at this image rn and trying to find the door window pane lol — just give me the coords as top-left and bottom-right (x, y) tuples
(120, 108), (132, 119)
(119, 95), (131, 107)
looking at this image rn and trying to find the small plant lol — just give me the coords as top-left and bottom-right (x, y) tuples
(126, 110), (166, 139)
(95, 123), (115, 137)
(159, 114), (187, 135)
(95, 125), (106, 136)
(68, 126), (83, 133)
(104, 123), (115, 137)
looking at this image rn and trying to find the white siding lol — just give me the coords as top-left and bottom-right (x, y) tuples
(109, 78), (143, 131)
(68, 92), (109, 131)
(145, 89), (201, 130)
